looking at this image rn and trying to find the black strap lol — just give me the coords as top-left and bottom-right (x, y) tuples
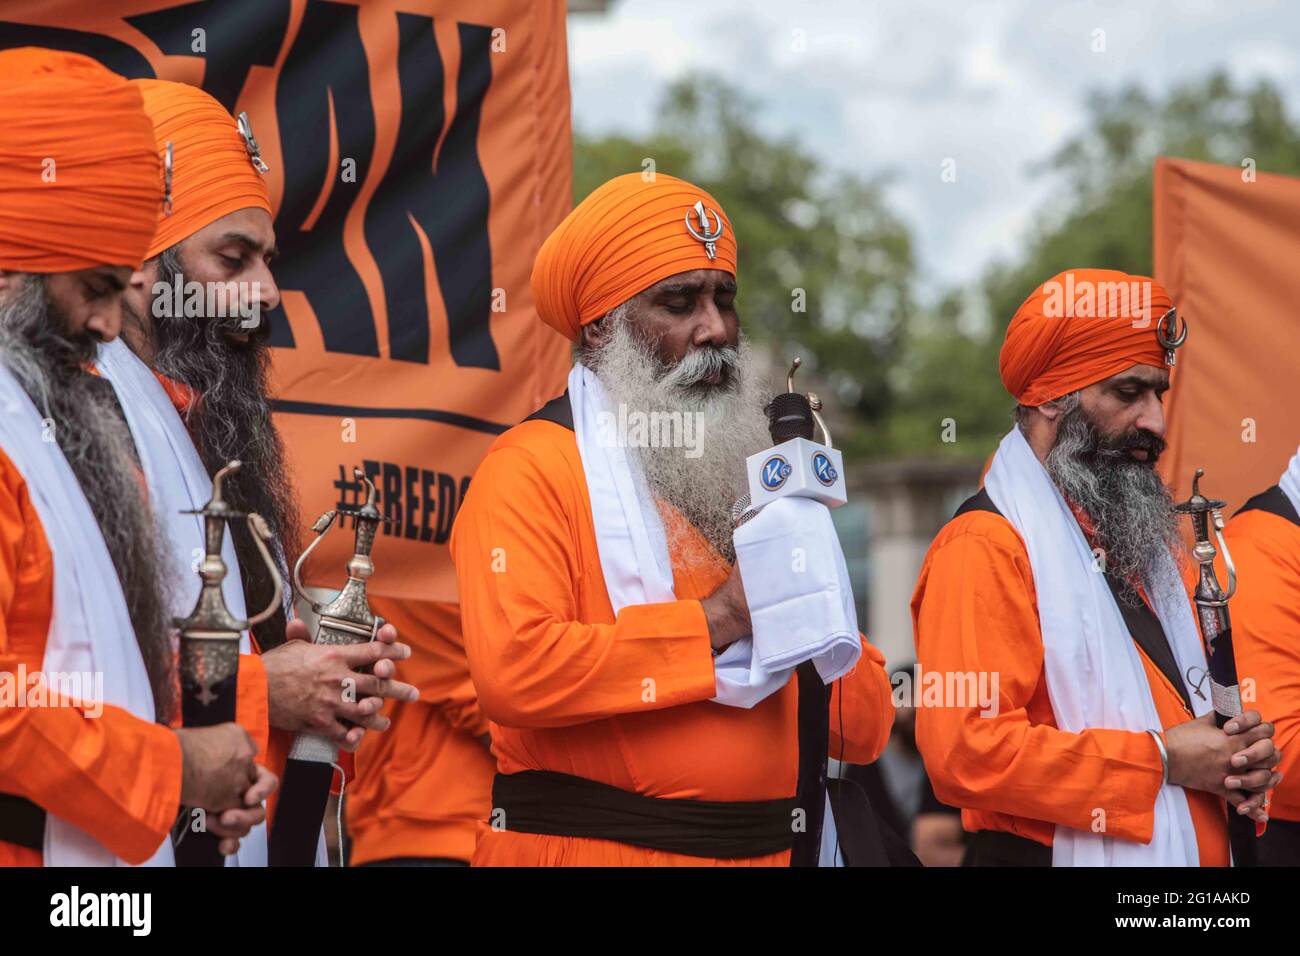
(791, 661), (830, 866)
(491, 770), (796, 859)
(1258, 816), (1300, 867)
(953, 487), (1194, 713)
(961, 828), (1052, 867)
(0, 793), (45, 851)
(1236, 484), (1300, 526)
(1101, 572), (1194, 713)
(952, 486), (999, 520)
(523, 389), (573, 431)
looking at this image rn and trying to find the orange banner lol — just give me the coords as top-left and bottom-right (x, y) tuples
(0, 0), (573, 601)
(1155, 156), (1300, 510)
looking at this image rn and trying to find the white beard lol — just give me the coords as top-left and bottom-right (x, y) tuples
(582, 316), (772, 563)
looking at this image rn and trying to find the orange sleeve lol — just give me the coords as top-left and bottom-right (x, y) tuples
(235, 651), (270, 761)
(1226, 513), (1300, 821)
(912, 519), (1164, 842)
(0, 468), (181, 865)
(451, 444), (718, 729)
(828, 638), (894, 764)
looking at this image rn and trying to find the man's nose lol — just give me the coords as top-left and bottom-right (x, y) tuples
(85, 295), (124, 343)
(692, 299), (728, 347)
(250, 261), (280, 314)
(1135, 396), (1166, 439)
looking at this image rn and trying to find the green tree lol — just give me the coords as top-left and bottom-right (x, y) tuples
(894, 71), (1300, 461)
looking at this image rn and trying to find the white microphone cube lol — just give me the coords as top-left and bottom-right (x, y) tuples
(746, 437), (847, 510)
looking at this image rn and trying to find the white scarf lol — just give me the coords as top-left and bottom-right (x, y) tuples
(0, 363), (173, 866)
(1279, 445), (1300, 516)
(984, 426), (1210, 866)
(95, 339), (269, 867)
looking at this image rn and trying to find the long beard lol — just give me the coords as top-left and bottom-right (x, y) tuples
(0, 277), (176, 721)
(1045, 400), (1184, 601)
(147, 247), (298, 641)
(582, 317), (771, 564)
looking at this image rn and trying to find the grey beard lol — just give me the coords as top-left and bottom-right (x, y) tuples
(581, 314), (771, 564)
(1044, 397), (1183, 602)
(0, 276), (176, 721)
(145, 246), (297, 636)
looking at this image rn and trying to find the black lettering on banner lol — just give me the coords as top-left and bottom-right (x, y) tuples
(403, 466), (420, 540)
(269, 0), (378, 356)
(363, 15), (498, 368)
(421, 469), (437, 542)
(340, 460), (469, 546)
(126, 1), (287, 112)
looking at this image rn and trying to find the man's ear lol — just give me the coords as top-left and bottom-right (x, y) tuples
(0, 271), (11, 294)
(1035, 400), (1062, 422)
(580, 317), (608, 351)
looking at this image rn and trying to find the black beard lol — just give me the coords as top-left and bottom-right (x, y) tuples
(147, 246), (297, 645)
(0, 276), (176, 721)
(1045, 401), (1182, 603)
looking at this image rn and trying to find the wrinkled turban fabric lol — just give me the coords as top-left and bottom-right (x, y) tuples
(132, 79), (271, 259)
(0, 48), (161, 272)
(532, 172), (738, 340)
(1000, 268), (1175, 406)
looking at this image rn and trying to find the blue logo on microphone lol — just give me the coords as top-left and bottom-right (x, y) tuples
(760, 454), (792, 491)
(812, 451), (837, 486)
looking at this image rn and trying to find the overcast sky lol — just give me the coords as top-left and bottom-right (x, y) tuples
(567, 0), (1300, 298)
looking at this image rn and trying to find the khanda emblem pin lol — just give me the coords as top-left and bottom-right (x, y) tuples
(237, 111), (270, 174)
(1156, 306), (1188, 366)
(684, 200), (725, 260)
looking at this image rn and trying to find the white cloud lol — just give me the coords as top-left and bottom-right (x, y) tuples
(568, 0), (1300, 296)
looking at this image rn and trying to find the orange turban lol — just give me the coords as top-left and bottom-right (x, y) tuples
(532, 172), (738, 340)
(0, 48), (161, 272)
(132, 79), (272, 259)
(1000, 268), (1176, 406)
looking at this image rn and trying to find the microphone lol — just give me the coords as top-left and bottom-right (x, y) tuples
(746, 357), (847, 510)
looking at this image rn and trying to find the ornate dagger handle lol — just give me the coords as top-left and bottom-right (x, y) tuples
(269, 469), (385, 867)
(174, 460), (283, 866)
(1173, 467), (1256, 866)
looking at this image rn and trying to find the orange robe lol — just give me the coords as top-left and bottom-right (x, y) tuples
(0, 448), (183, 866)
(346, 597), (494, 865)
(911, 504), (1229, 865)
(1225, 506), (1300, 824)
(450, 417), (894, 866)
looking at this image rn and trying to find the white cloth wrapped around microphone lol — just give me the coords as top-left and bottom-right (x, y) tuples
(712, 496), (862, 707)
(736, 495), (861, 681)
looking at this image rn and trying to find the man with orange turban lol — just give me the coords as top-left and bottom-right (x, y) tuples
(911, 268), (1279, 865)
(452, 172), (895, 866)
(1223, 446), (1300, 864)
(102, 79), (418, 865)
(0, 48), (274, 865)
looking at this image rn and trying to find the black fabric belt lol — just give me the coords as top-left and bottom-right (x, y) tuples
(961, 828), (1052, 867)
(0, 792), (45, 851)
(491, 770), (798, 859)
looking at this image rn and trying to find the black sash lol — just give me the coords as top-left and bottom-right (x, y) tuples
(1235, 484), (1300, 526)
(0, 792), (45, 851)
(1258, 817), (1300, 866)
(961, 828), (1052, 867)
(956, 489), (1192, 711)
(491, 771), (797, 859)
